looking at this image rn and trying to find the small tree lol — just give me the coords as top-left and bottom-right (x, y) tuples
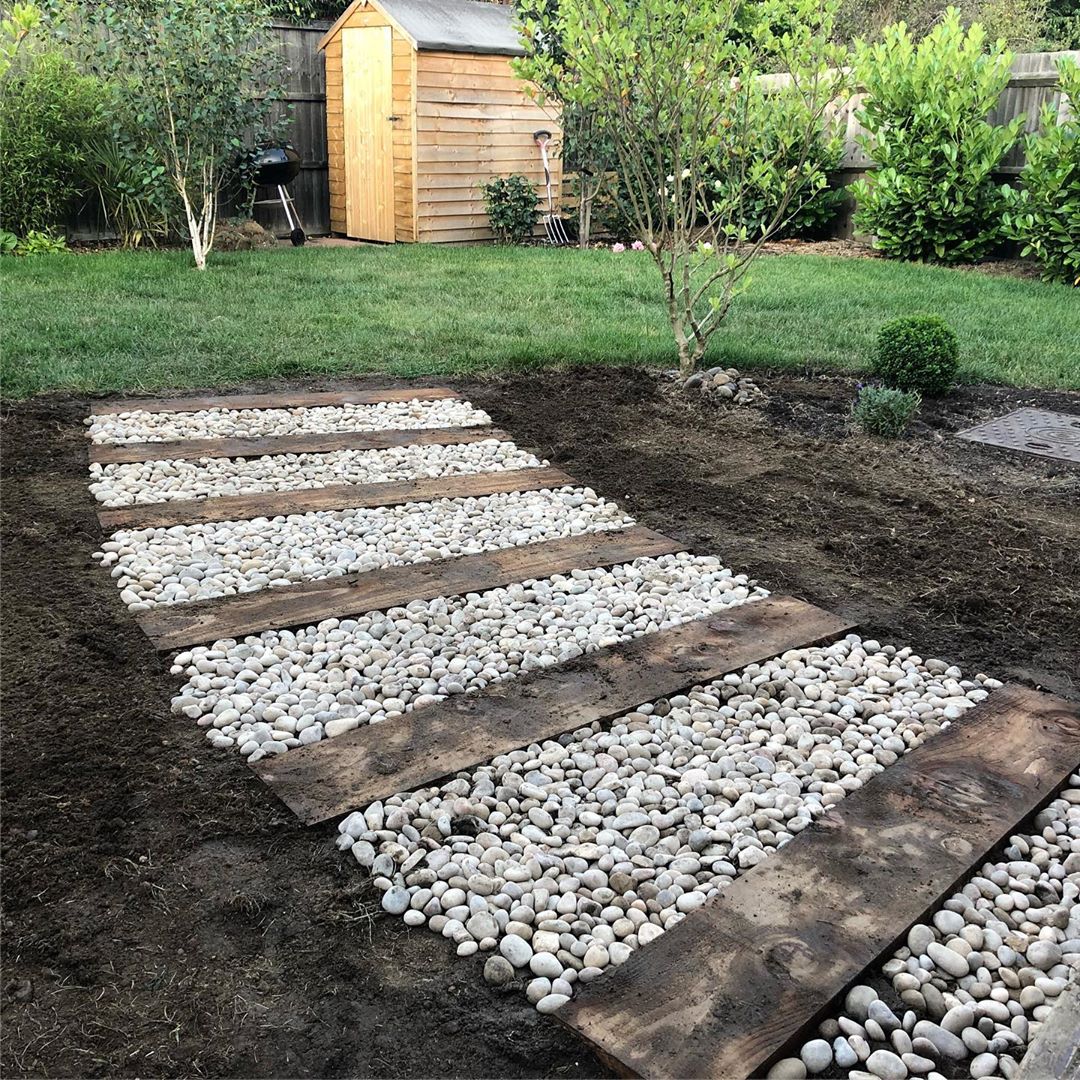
(517, 0), (848, 375)
(82, 0), (287, 269)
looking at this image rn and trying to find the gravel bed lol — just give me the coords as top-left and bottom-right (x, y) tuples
(169, 554), (766, 757)
(780, 774), (1079, 1080)
(331, 635), (1000, 1017)
(85, 398), (492, 444)
(88, 439), (544, 507)
(98, 487), (635, 610)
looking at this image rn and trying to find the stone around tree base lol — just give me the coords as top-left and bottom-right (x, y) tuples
(683, 366), (764, 405)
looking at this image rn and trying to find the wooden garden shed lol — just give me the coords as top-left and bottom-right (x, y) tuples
(320, 0), (561, 243)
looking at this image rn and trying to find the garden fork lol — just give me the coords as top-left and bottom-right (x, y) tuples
(533, 130), (570, 245)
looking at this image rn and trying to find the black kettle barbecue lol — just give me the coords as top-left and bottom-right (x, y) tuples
(250, 146), (306, 246)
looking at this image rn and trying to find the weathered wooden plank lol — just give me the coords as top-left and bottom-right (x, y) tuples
(97, 466), (572, 531)
(417, 53), (519, 77)
(418, 213), (499, 230)
(415, 100), (553, 120)
(416, 163), (548, 180)
(87, 424), (503, 466)
(417, 144), (543, 163)
(416, 85), (539, 107)
(557, 684), (1080, 1080)
(1015, 977), (1080, 1080)
(136, 526), (683, 651)
(251, 596), (854, 825)
(89, 386), (457, 416)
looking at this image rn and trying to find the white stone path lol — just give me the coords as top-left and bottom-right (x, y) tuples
(84, 390), (1070, 1077)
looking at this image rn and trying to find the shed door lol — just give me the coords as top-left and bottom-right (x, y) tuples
(342, 25), (395, 242)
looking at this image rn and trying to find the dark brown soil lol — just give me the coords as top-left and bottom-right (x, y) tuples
(465, 368), (1079, 700)
(3, 369), (1078, 1079)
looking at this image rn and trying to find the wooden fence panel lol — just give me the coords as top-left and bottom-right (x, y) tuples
(250, 23), (330, 237)
(990, 50), (1078, 174)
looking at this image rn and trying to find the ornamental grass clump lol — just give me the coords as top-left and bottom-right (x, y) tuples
(0, 50), (111, 237)
(851, 385), (921, 437)
(873, 315), (960, 396)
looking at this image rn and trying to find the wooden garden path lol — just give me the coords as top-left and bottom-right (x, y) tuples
(251, 595), (856, 824)
(135, 526), (682, 650)
(87, 386), (1080, 1080)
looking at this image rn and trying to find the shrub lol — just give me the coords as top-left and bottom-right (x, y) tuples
(0, 49), (110, 236)
(15, 229), (68, 255)
(0, 228), (67, 255)
(267, 0), (341, 21)
(1002, 58), (1080, 286)
(705, 99), (847, 239)
(1042, 0), (1080, 48)
(480, 174), (539, 244)
(873, 315), (960, 396)
(851, 384), (921, 437)
(0, 3), (42, 78)
(851, 10), (1023, 263)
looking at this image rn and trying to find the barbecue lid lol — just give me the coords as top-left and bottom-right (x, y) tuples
(251, 146), (301, 185)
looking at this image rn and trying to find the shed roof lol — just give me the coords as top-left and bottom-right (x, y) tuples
(321, 0), (525, 56)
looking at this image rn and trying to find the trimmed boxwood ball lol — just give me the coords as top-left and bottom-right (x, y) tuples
(873, 315), (960, 397)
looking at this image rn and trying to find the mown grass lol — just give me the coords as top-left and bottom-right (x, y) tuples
(2, 243), (1078, 398)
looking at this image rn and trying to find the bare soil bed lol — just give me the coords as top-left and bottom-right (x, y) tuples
(2, 368), (1078, 1079)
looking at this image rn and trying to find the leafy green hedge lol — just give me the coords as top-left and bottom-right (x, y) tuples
(852, 9), (1022, 263)
(1003, 58), (1080, 285)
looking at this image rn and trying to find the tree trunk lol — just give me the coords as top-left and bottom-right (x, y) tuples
(661, 266), (694, 378)
(579, 177), (597, 250)
(178, 189), (208, 271)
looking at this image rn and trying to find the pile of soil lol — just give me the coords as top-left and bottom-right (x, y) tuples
(2, 369), (1077, 1078)
(215, 220), (279, 252)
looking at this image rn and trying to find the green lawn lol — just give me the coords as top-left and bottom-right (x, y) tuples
(2, 244), (1078, 398)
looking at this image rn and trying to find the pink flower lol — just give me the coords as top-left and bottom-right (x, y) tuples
(612, 242), (626, 253)
(631, 240), (645, 251)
